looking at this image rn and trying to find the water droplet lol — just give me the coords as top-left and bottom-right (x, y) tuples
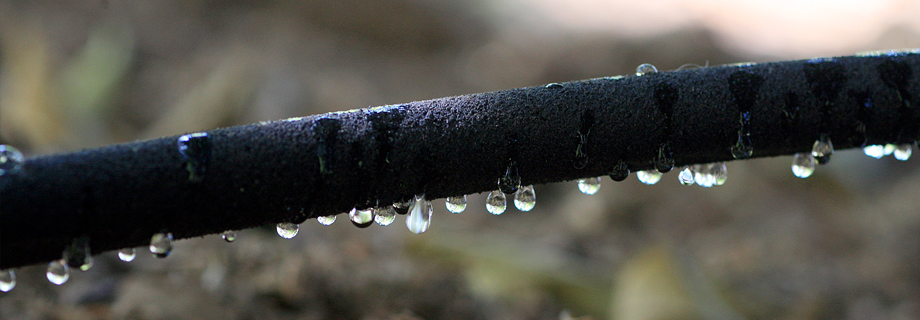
(811, 136), (834, 165)
(731, 133), (754, 159)
(893, 143), (913, 161)
(514, 185), (536, 211)
(349, 208), (375, 228)
(118, 248), (136, 262)
(635, 63), (658, 76)
(792, 153), (816, 178)
(63, 237), (93, 271)
(884, 144), (897, 156)
(545, 83), (563, 89)
(406, 195), (432, 234)
(317, 215), (337, 225)
(221, 230), (237, 242)
(498, 161), (521, 194)
(636, 170), (662, 185)
(276, 223), (299, 239)
(393, 198), (412, 215)
(712, 162), (728, 186)
(678, 167), (694, 185)
(693, 164), (715, 187)
(374, 207), (396, 226)
(485, 190), (507, 215)
(177, 132), (211, 182)
(608, 160), (630, 182)
(864, 145), (885, 159)
(655, 144), (674, 173)
(150, 232), (175, 257)
(47, 260), (69, 285)
(577, 177), (601, 195)
(0, 270), (15, 292)
(446, 195), (467, 214)
(0, 144), (24, 177)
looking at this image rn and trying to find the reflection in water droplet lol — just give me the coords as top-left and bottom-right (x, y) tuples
(221, 231), (237, 242)
(894, 143), (913, 161)
(374, 207), (396, 226)
(884, 144), (897, 156)
(811, 136), (834, 165)
(0, 270), (15, 292)
(177, 132), (211, 182)
(608, 160), (630, 182)
(446, 195), (467, 214)
(118, 248), (136, 262)
(712, 162), (728, 186)
(792, 153), (816, 178)
(514, 185), (536, 211)
(47, 260), (69, 285)
(150, 232), (175, 258)
(393, 199), (411, 215)
(0, 144), (24, 177)
(693, 164), (715, 187)
(636, 170), (662, 185)
(276, 223), (299, 239)
(317, 215), (337, 225)
(635, 63), (658, 76)
(678, 167), (695, 185)
(498, 162), (521, 194)
(864, 145), (885, 159)
(349, 208), (375, 228)
(485, 190), (507, 215)
(732, 133), (754, 159)
(406, 195), (432, 234)
(577, 177), (601, 195)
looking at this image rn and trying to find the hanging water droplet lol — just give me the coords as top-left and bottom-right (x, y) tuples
(317, 215), (337, 225)
(177, 132), (211, 182)
(811, 136), (833, 165)
(731, 134), (754, 159)
(514, 185), (536, 211)
(792, 153), (816, 178)
(47, 260), (69, 285)
(884, 144), (897, 156)
(712, 162), (728, 186)
(118, 248), (136, 262)
(498, 161), (521, 194)
(893, 143), (913, 161)
(392, 199), (412, 215)
(221, 230), (237, 242)
(678, 167), (695, 185)
(406, 195), (432, 234)
(374, 207), (396, 226)
(446, 195), (467, 214)
(577, 177), (601, 195)
(863, 145), (885, 159)
(150, 232), (175, 257)
(63, 237), (93, 271)
(0, 269), (15, 292)
(276, 223), (299, 239)
(636, 170), (662, 185)
(693, 164), (715, 187)
(485, 190), (507, 215)
(655, 144), (674, 173)
(608, 160), (630, 182)
(635, 63), (658, 76)
(0, 144), (25, 177)
(349, 208), (375, 228)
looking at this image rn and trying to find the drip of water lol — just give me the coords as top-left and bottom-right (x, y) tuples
(636, 170), (662, 185)
(712, 162), (728, 186)
(678, 167), (695, 185)
(884, 144), (897, 156)
(446, 195), (467, 214)
(514, 185), (536, 211)
(406, 195), (432, 234)
(150, 232), (175, 258)
(608, 160), (630, 182)
(317, 215), (337, 225)
(863, 145), (885, 159)
(635, 63), (658, 76)
(349, 208), (375, 228)
(732, 133), (754, 159)
(792, 153), (816, 178)
(374, 207), (396, 226)
(177, 132), (211, 182)
(64, 237), (93, 271)
(393, 199), (412, 215)
(811, 136), (834, 165)
(655, 144), (674, 173)
(498, 161), (521, 194)
(0, 144), (24, 177)
(221, 231), (237, 243)
(485, 190), (507, 215)
(693, 164), (716, 187)
(0, 270), (15, 292)
(276, 223), (299, 239)
(118, 248), (136, 262)
(46, 260), (69, 285)
(577, 177), (601, 195)
(893, 143), (913, 161)
(545, 83), (564, 89)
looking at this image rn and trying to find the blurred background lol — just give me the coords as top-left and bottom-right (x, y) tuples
(2, 0), (920, 319)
